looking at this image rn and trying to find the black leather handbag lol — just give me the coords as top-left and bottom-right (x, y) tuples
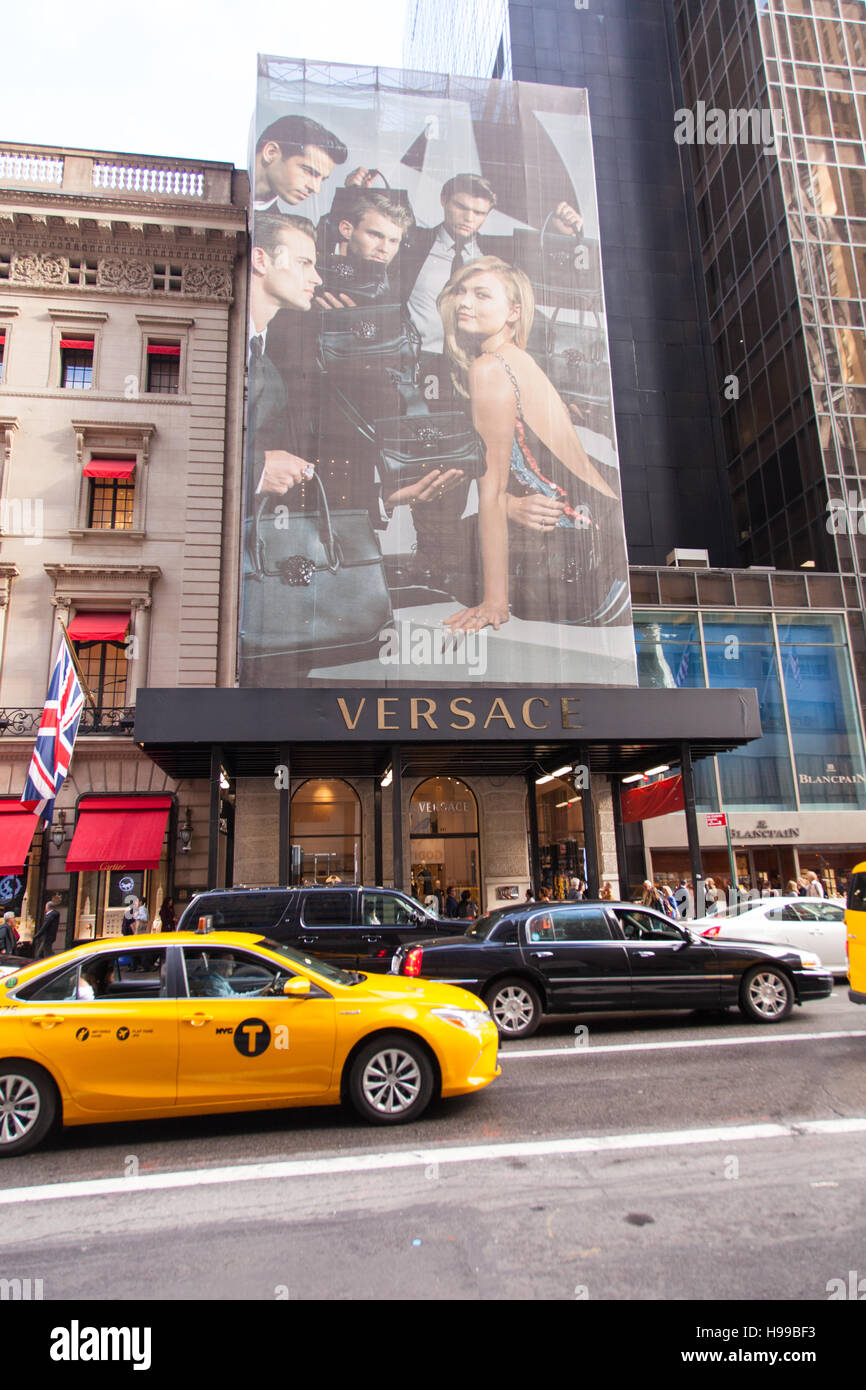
(546, 322), (613, 436)
(317, 304), (419, 381)
(241, 474), (392, 659)
(512, 227), (603, 311)
(318, 254), (392, 304)
(376, 410), (485, 488)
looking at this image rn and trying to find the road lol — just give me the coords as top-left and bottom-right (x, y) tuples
(1, 990), (864, 1301)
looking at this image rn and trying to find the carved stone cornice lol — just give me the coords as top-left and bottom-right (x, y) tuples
(45, 563), (162, 603)
(71, 420), (156, 466)
(2, 245), (235, 300)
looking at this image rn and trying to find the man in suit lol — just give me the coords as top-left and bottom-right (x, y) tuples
(245, 213), (322, 525)
(33, 895), (62, 960)
(253, 115), (349, 215)
(315, 190), (414, 308)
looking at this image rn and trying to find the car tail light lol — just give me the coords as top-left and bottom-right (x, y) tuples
(404, 947), (424, 977)
(702, 926), (721, 938)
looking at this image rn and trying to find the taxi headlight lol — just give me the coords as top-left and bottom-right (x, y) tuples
(431, 1006), (491, 1035)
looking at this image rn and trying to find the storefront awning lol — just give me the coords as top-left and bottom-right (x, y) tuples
(0, 802), (38, 874)
(66, 612), (130, 642)
(621, 774), (685, 823)
(82, 459), (136, 479)
(65, 796), (172, 872)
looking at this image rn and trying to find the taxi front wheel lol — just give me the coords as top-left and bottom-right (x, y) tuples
(348, 1034), (435, 1124)
(0, 1062), (57, 1157)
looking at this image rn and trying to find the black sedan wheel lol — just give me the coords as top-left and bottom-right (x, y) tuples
(348, 1033), (434, 1124)
(485, 978), (542, 1039)
(0, 1063), (57, 1157)
(739, 965), (794, 1023)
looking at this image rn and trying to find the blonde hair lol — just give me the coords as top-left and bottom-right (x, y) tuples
(438, 256), (535, 396)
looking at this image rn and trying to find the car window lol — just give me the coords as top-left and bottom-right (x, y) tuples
(526, 908), (613, 943)
(766, 905), (801, 921)
(614, 909), (684, 942)
(15, 949), (169, 1001)
(491, 919), (519, 945)
(813, 903), (844, 921)
(182, 893), (291, 932)
(362, 892), (421, 926)
(301, 892), (353, 926)
(182, 946), (284, 999)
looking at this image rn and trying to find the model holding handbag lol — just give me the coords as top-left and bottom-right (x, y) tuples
(438, 256), (625, 634)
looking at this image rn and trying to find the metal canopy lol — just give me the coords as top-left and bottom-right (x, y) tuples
(134, 685), (762, 782)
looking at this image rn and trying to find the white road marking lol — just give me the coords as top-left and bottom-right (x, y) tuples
(1, 1117), (865, 1206)
(503, 1028), (866, 1059)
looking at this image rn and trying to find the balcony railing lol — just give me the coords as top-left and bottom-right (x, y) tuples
(0, 151), (64, 185)
(0, 707), (136, 736)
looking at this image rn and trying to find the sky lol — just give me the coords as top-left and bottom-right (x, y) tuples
(3, 0), (410, 169)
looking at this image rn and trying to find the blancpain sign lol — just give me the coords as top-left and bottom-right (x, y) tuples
(731, 820), (799, 841)
(799, 773), (866, 786)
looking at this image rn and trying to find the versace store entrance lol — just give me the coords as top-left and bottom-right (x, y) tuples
(135, 685), (761, 908)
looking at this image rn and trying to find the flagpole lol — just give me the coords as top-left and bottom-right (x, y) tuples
(56, 620), (97, 711)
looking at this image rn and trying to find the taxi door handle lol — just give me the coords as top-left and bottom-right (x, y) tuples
(637, 950), (655, 957)
(30, 1014), (65, 1029)
(298, 936), (317, 946)
(530, 951), (553, 959)
(183, 1013), (214, 1027)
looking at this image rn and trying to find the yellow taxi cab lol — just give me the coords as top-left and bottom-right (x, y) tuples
(846, 861), (866, 1006)
(0, 931), (500, 1155)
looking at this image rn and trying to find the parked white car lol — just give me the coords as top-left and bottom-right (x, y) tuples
(694, 896), (847, 975)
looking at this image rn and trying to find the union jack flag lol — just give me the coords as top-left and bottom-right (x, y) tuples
(20, 634), (86, 826)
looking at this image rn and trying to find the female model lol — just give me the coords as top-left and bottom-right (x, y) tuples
(438, 256), (621, 633)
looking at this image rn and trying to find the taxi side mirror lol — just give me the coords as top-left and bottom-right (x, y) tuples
(283, 976), (311, 997)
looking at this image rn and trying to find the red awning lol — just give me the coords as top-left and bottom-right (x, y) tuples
(0, 802), (38, 874)
(65, 796), (172, 872)
(59, 339), (94, 350)
(83, 458), (136, 479)
(66, 612), (129, 641)
(147, 344), (180, 355)
(621, 774), (685, 824)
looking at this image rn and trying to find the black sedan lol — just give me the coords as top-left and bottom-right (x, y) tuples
(393, 901), (835, 1038)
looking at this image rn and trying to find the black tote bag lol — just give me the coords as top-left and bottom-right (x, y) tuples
(241, 474), (392, 660)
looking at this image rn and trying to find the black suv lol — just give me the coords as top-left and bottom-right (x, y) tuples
(175, 885), (464, 972)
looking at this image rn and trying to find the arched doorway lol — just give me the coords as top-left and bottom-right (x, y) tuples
(409, 777), (480, 912)
(290, 779), (361, 884)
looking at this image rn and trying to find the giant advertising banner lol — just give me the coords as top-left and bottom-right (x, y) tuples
(240, 57), (637, 689)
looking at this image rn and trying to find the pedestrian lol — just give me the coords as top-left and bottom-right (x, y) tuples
(537, 884), (552, 903)
(0, 912), (17, 955)
(599, 882), (613, 901)
(805, 871), (825, 898)
(423, 889), (439, 913)
(433, 880), (445, 915)
(785, 879), (799, 896)
(135, 900), (149, 932)
(33, 895), (62, 960)
(160, 897), (176, 931)
(524, 888), (535, 902)
(660, 884), (678, 918)
(797, 876), (809, 897)
(444, 885), (459, 918)
(457, 889), (479, 920)
(121, 899), (137, 936)
(703, 877), (719, 916)
(640, 879), (664, 910)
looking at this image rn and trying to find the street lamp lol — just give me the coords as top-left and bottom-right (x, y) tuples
(50, 809), (66, 851)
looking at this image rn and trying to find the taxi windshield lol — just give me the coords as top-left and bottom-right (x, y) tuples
(254, 938), (361, 985)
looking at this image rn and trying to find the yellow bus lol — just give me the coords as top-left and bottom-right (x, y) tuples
(847, 861), (866, 1005)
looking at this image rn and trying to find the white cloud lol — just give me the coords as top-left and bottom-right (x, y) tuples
(3, 0), (410, 166)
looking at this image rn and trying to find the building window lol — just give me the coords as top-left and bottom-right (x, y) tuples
(67, 257), (98, 287)
(87, 478), (135, 530)
(152, 263), (183, 293)
(60, 338), (94, 389)
(409, 777), (479, 908)
(146, 342), (180, 394)
(73, 641), (128, 709)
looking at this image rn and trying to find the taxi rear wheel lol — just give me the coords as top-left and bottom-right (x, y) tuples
(348, 1034), (435, 1124)
(0, 1062), (57, 1157)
